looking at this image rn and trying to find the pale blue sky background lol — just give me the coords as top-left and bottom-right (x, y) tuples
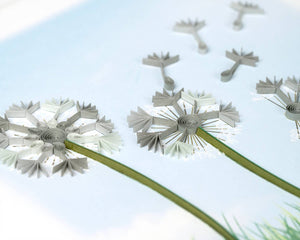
(0, 0), (299, 239)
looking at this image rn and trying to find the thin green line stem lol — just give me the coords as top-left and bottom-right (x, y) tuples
(196, 127), (300, 198)
(65, 140), (238, 240)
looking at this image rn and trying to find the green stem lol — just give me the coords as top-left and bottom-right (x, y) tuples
(196, 127), (300, 198)
(65, 140), (238, 240)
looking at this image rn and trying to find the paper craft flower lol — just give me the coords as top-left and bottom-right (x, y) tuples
(0, 99), (121, 177)
(128, 89), (240, 158)
(256, 76), (300, 139)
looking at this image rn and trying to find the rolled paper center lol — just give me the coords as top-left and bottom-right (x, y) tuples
(40, 128), (67, 144)
(285, 103), (300, 121)
(177, 114), (201, 134)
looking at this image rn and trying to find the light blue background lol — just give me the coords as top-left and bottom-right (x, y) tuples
(0, 0), (299, 239)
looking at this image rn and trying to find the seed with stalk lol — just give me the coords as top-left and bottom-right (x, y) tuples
(256, 76), (300, 139)
(142, 52), (179, 91)
(221, 48), (259, 82)
(230, 2), (264, 30)
(173, 19), (208, 54)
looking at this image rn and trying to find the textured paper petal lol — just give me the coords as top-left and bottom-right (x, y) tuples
(219, 103), (240, 127)
(164, 141), (194, 158)
(17, 159), (49, 178)
(285, 77), (300, 93)
(0, 132), (9, 148)
(96, 116), (114, 134)
(52, 158), (88, 177)
(0, 149), (19, 166)
(42, 98), (74, 115)
(181, 90), (215, 106)
(97, 133), (122, 154)
(152, 89), (182, 107)
(137, 132), (162, 152)
(256, 77), (283, 94)
(127, 107), (153, 132)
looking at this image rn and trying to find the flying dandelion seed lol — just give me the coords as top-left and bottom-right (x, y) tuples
(230, 2), (264, 30)
(142, 52), (179, 91)
(173, 19), (208, 54)
(221, 48), (259, 82)
(0, 99), (121, 177)
(128, 89), (240, 158)
(256, 76), (300, 139)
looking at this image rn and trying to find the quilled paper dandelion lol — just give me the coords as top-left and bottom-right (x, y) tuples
(126, 52), (300, 199)
(128, 89), (240, 158)
(0, 99), (121, 177)
(256, 77), (300, 139)
(0, 98), (239, 239)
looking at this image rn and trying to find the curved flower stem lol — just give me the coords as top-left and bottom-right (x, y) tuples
(65, 140), (238, 240)
(196, 127), (300, 198)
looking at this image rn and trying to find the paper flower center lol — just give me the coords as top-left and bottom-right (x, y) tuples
(177, 114), (201, 134)
(40, 128), (67, 144)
